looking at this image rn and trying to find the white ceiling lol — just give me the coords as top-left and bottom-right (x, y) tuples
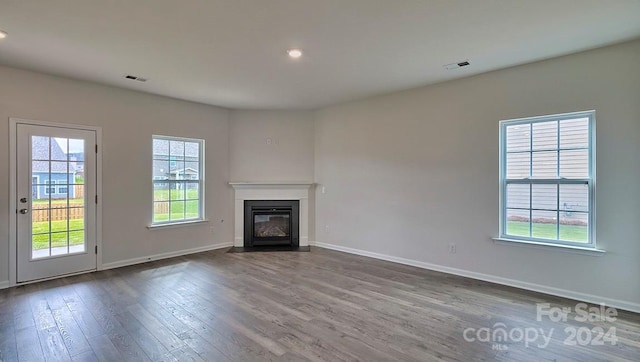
(1, 0), (639, 110)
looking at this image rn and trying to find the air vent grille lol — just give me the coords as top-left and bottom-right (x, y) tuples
(444, 60), (471, 70)
(124, 75), (147, 82)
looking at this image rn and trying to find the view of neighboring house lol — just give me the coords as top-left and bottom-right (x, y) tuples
(31, 137), (76, 200)
(152, 139), (200, 188)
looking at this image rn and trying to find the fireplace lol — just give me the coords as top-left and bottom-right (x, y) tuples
(244, 200), (299, 247)
(230, 181), (312, 248)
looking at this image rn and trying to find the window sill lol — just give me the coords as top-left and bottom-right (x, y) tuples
(147, 219), (209, 230)
(492, 237), (605, 256)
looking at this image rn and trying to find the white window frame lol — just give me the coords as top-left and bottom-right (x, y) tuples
(499, 110), (596, 249)
(32, 176), (40, 199)
(151, 135), (205, 226)
(44, 180), (56, 195)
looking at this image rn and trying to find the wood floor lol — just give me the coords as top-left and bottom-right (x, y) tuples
(0, 247), (638, 361)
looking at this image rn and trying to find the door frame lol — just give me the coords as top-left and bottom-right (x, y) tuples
(8, 117), (103, 286)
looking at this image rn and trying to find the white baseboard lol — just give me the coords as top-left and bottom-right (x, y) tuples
(0, 281), (10, 290)
(100, 242), (233, 270)
(314, 242), (640, 314)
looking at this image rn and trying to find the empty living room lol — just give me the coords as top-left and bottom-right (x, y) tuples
(1, 1), (639, 361)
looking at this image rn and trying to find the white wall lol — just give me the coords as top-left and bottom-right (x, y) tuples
(314, 40), (640, 311)
(229, 110), (315, 182)
(0, 66), (233, 284)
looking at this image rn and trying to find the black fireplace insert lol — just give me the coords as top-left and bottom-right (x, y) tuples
(244, 200), (299, 247)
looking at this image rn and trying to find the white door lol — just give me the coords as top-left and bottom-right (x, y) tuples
(16, 124), (97, 282)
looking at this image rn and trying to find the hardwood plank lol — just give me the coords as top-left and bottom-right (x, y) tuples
(50, 304), (92, 357)
(0, 247), (638, 361)
(112, 310), (171, 361)
(37, 326), (72, 362)
(86, 334), (122, 362)
(14, 326), (44, 362)
(0, 321), (18, 362)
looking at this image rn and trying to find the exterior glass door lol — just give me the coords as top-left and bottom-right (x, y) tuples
(16, 124), (97, 282)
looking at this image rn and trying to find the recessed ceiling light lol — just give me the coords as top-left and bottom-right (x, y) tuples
(287, 49), (303, 59)
(0, 30), (7, 39)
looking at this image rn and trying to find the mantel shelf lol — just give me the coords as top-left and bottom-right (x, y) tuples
(229, 181), (314, 185)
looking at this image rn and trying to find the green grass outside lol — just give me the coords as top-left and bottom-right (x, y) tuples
(153, 188), (200, 222)
(507, 221), (588, 243)
(33, 199), (84, 206)
(32, 219), (84, 250)
(153, 200), (200, 222)
(154, 189), (199, 201)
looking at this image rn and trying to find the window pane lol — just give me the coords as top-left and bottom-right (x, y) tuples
(172, 161), (185, 180)
(33, 208), (50, 233)
(560, 118), (589, 149)
(154, 181), (169, 201)
(532, 121), (557, 151)
(186, 182), (199, 200)
(532, 151), (556, 179)
(153, 160), (170, 180)
(532, 210), (557, 240)
(506, 184), (530, 209)
(171, 183), (185, 201)
(153, 202), (169, 222)
(68, 139), (84, 156)
(559, 212), (588, 243)
(170, 201), (185, 221)
(170, 141), (185, 161)
(560, 149), (588, 179)
(185, 161), (200, 180)
(72, 185), (85, 205)
(185, 142), (200, 158)
(506, 124), (530, 152)
(52, 138), (68, 161)
(73, 163), (85, 184)
(531, 184), (557, 211)
(153, 139), (170, 157)
(185, 200), (200, 219)
(32, 136), (51, 160)
(506, 153), (530, 179)
(560, 184), (588, 213)
(506, 209), (530, 237)
(69, 230), (86, 253)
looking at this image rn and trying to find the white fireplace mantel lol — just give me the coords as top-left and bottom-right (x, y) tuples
(230, 181), (314, 247)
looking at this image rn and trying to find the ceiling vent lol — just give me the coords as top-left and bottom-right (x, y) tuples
(444, 60), (470, 70)
(124, 75), (147, 82)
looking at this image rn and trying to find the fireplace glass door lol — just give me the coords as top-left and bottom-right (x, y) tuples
(244, 200), (299, 247)
(254, 212), (290, 239)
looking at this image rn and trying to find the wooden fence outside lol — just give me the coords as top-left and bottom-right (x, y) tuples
(74, 185), (84, 199)
(32, 204), (84, 222)
(154, 203), (169, 214)
(31, 186), (86, 222)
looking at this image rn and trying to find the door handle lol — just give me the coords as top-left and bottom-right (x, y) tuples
(19, 209), (29, 214)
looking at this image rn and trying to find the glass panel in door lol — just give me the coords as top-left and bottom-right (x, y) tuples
(30, 136), (86, 260)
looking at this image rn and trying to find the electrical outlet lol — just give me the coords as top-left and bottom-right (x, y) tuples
(449, 243), (456, 254)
